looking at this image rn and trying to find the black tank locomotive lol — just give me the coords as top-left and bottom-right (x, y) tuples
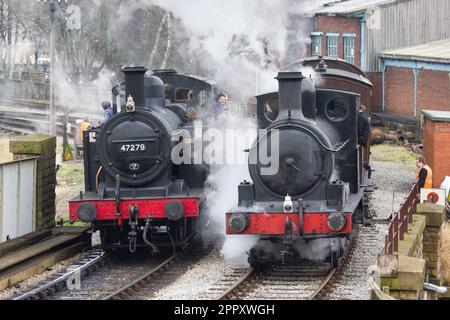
(226, 71), (371, 267)
(70, 67), (214, 252)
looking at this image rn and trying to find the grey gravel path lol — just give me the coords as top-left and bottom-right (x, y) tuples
(370, 161), (416, 220)
(327, 160), (416, 300)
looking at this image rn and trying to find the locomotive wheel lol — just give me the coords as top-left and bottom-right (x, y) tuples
(353, 192), (371, 225)
(99, 227), (122, 251)
(248, 249), (264, 272)
(330, 248), (340, 269)
(169, 219), (187, 244)
(362, 192), (371, 225)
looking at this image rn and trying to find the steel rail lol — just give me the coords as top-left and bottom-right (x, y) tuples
(309, 225), (359, 300)
(103, 233), (197, 300)
(217, 268), (255, 300)
(102, 253), (180, 300)
(218, 226), (360, 301)
(13, 249), (107, 300)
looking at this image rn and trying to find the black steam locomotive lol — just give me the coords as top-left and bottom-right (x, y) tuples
(69, 67), (216, 252)
(226, 64), (372, 268)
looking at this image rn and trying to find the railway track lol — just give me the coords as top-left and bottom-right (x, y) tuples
(0, 227), (90, 293)
(11, 249), (177, 300)
(324, 224), (386, 300)
(105, 234), (221, 300)
(9, 227), (368, 300)
(13, 249), (108, 300)
(215, 227), (359, 301)
(0, 100), (102, 137)
(12, 232), (221, 300)
(215, 262), (331, 300)
(0, 98), (50, 111)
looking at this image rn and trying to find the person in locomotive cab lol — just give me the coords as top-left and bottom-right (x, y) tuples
(357, 105), (370, 147)
(102, 101), (113, 123)
(211, 93), (229, 118)
(416, 156), (433, 189)
(217, 93), (228, 107)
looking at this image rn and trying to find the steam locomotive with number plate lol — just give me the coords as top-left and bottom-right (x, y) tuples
(69, 67), (216, 253)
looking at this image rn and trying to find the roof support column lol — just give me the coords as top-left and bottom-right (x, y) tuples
(413, 67), (421, 118)
(359, 14), (366, 71)
(381, 58), (386, 112)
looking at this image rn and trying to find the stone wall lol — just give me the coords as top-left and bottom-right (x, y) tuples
(9, 134), (56, 230)
(378, 204), (445, 300)
(379, 214), (426, 300)
(416, 203), (445, 300)
(441, 224), (450, 286)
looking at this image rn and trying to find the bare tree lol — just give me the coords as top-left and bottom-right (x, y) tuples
(0, 0), (207, 83)
(160, 12), (172, 69)
(149, 10), (168, 68)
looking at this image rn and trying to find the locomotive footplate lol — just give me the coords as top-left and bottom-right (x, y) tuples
(69, 193), (202, 225)
(228, 201), (352, 267)
(69, 191), (204, 253)
(226, 211), (353, 237)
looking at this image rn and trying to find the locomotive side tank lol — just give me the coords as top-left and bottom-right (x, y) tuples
(226, 71), (370, 268)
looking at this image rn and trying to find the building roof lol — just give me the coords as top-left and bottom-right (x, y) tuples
(422, 110), (450, 123)
(381, 39), (450, 64)
(315, 0), (396, 15)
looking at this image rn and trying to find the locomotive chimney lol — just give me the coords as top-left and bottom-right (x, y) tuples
(276, 72), (305, 121)
(276, 72), (316, 121)
(122, 66), (147, 109)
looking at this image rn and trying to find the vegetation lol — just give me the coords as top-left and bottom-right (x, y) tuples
(55, 160), (85, 223)
(371, 144), (418, 172)
(0, 0), (204, 82)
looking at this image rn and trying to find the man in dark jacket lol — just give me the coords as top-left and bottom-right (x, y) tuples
(212, 93), (228, 116)
(203, 93), (229, 120)
(358, 105), (370, 147)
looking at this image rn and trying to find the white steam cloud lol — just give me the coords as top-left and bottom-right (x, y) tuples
(54, 64), (114, 117)
(201, 114), (256, 265)
(141, 0), (331, 99)
(140, 0), (336, 265)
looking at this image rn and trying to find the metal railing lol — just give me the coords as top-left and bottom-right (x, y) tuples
(385, 182), (420, 254)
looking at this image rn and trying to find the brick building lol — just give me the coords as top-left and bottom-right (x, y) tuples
(308, 13), (363, 68)
(380, 40), (450, 118)
(299, 0), (450, 115)
(422, 111), (450, 187)
(308, 0), (394, 71)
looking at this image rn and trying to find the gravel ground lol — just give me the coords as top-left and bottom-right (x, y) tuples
(327, 159), (416, 300)
(148, 246), (242, 300)
(370, 160), (416, 220)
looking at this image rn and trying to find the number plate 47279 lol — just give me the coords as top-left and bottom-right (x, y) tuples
(120, 144), (146, 152)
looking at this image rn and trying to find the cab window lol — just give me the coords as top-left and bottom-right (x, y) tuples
(175, 88), (193, 102)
